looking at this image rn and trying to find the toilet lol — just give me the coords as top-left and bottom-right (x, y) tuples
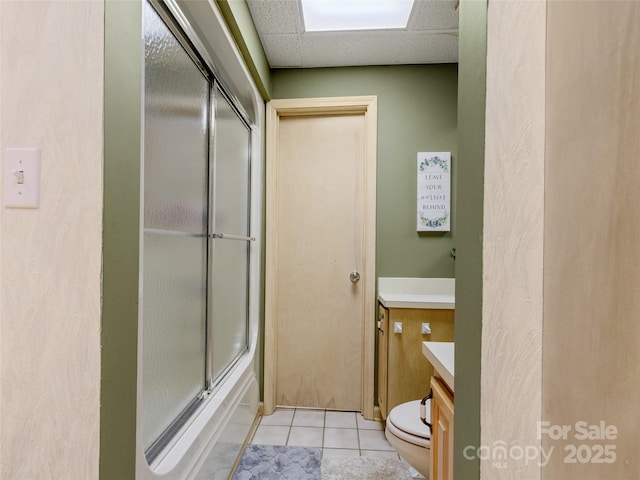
(385, 399), (431, 479)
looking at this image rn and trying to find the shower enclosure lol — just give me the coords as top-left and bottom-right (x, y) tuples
(141, 1), (252, 465)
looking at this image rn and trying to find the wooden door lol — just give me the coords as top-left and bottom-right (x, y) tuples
(264, 97), (377, 415)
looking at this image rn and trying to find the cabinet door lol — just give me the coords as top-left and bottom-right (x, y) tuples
(377, 304), (389, 418)
(431, 376), (454, 480)
(387, 308), (454, 413)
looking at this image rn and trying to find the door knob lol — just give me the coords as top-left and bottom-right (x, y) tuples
(350, 271), (360, 283)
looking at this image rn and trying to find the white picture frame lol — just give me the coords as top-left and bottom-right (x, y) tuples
(417, 152), (451, 232)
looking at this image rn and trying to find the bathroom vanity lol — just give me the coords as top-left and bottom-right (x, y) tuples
(423, 341), (454, 480)
(377, 278), (455, 419)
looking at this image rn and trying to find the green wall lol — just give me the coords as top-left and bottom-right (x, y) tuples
(101, 1), (143, 478)
(454, 0), (487, 478)
(216, 0), (271, 99)
(272, 65), (458, 278)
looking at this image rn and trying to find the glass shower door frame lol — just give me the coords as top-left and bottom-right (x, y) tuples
(142, 0), (252, 465)
(205, 82), (252, 391)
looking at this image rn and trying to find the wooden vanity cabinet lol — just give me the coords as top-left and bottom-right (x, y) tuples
(431, 376), (454, 480)
(377, 304), (454, 419)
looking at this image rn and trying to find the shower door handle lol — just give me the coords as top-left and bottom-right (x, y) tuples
(349, 271), (360, 283)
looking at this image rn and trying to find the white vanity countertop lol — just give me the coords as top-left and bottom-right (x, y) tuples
(422, 341), (454, 392)
(378, 277), (455, 309)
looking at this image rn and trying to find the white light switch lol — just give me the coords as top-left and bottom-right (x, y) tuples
(394, 322), (403, 334)
(4, 148), (40, 208)
(421, 322), (432, 335)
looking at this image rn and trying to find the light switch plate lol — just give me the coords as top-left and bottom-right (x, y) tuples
(4, 148), (40, 208)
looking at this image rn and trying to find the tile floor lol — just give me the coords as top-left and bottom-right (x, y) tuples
(250, 408), (403, 460)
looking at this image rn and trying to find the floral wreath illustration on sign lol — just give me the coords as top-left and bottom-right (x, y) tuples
(418, 155), (449, 174)
(419, 211), (449, 229)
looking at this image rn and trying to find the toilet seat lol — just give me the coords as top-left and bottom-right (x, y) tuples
(386, 399), (431, 448)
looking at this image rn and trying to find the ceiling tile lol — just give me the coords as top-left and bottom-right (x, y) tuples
(262, 34), (303, 68)
(300, 31), (457, 68)
(300, 33), (382, 68)
(410, 0), (459, 31)
(247, 0), (459, 68)
(247, 0), (301, 35)
(395, 31), (458, 63)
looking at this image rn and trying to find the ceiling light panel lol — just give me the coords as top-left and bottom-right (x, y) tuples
(301, 0), (416, 32)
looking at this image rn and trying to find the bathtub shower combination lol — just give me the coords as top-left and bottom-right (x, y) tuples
(136, 1), (263, 478)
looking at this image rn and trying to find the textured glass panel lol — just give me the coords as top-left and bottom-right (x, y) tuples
(142, 233), (207, 449)
(144, 3), (209, 233)
(142, 2), (208, 451)
(210, 86), (250, 382)
(213, 86), (250, 236)
(211, 239), (249, 381)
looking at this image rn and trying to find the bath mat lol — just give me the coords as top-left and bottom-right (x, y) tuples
(320, 456), (412, 480)
(232, 444), (321, 480)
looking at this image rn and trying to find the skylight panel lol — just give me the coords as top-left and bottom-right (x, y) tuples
(301, 0), (416, 32)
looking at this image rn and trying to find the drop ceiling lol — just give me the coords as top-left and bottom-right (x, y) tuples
(246, 0), (459, 68)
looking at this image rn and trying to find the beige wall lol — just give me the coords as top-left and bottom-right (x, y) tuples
(0, 1), (103, 478)
(542, 2), (640, 478)
(482, 1), (545, 478)
(483, 1), (640, 479)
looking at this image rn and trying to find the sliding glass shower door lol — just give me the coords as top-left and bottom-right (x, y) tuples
(141, 1), (251, 462)
(210, 85), (251, 381)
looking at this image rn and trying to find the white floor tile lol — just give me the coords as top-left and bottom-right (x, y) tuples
(259, 408), (295, 426)
(292, 409), (325, 427)
(358, 429), (395, 451)
(357, 414), (384, 430)
(325, 411), (357, 429)
(250, 425), (289, 446)
(322, 448), (360, 458)
(287, 426), (324, 447)
(361, 449), (401, 460)
(323, 427), (359, 449)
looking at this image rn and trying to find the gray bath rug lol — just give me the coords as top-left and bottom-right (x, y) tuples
(321, 456), (413, 480)
(232, 444), (321, 480)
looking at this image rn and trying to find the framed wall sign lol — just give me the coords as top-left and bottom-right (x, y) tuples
(417, 152), (451, 232)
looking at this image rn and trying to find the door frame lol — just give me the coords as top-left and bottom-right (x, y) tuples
(264, 96), (377, 419)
